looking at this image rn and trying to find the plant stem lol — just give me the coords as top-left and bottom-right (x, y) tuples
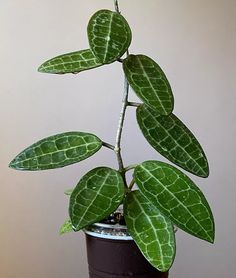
(124, 164), (138, 172)
(128, 178), (136, 191)
(113, 0), (129, 188)
(102, 142), (115, 151)
(114, 0), (121, 13)
(114, 76), (129, 187)
(127, 102), (142, 107)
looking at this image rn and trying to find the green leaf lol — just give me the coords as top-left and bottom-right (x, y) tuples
(87, 9), (132, 64)
(69, 167), (125, 231)
(137, 104), (209, 177)
(124, 191), (176, 272)
(123, 55), (174, 115)
(38, 49), (103, 74)
(60, 219), (73, 235)
(9, 132), (102, 171)
(134, 161), (215, 243)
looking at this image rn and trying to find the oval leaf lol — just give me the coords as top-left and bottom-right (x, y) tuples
(123, 55), (174, 115)
(124, 191), (176, 272)
(9, 132), (102, 170)
(69, 167), (125, 231)
(134, 161), (215, 243)
(38, 49), (103, 74)
(137, 104), (209, 177)
(87, 9), (132, 64)
(60, 219), (73, 235)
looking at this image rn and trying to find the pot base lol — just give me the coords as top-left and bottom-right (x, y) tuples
(86, 234), (168, 278)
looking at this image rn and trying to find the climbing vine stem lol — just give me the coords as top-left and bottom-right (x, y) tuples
(114, 0), (121, 13)
(114, 0), (129, 188)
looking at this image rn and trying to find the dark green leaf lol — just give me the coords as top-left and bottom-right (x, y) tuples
(9, 132), (102, 170)
(124, 191), (176, 272)
(87, 9), (132, 64)
(60, 219), (73, 235)
(123, 55), (174, 115)
(137, 104), (209, 177)
(134, 161), (215, 243)
(38, 49), (103, 74)
(69, 167), (125, 231)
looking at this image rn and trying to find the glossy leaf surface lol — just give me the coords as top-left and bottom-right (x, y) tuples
(87, 9), (132, 64)
(69, 167), (125, 231)
(60, 219), (73, 235)
(137, 104), (209, 177)
(9, 132), (102, 170)
(124, 191), (176, 272)
(38, 49), (103, 74)
(134, 161), (215, 243)
(123, 55), (174, 115)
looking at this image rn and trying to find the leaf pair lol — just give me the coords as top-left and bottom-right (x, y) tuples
(67, 165), (176, 272)
(133, 161), (215, 243)
(124, 160), (214, 271)
(38, 10), (174, 118)
(39, 10), (132, 74)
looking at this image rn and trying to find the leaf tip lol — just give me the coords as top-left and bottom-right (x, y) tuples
(203, 166), (210, 178)
(208, 231), (215, 244)
(37, 64), (44, 72)
(38, 63), (49, 73)
(8, 158), (17, 170)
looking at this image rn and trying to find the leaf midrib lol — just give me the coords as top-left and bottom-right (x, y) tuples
(45, 57), (99, 68)
(104, 12), (114, 63)
(14, 141), (100, 164)
(136, 56), (166, 113)
(73, 171), (111, 229)
(133, 193), (165, 269)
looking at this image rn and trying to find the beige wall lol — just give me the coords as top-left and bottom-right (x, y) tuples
(1, 0), (235, 277)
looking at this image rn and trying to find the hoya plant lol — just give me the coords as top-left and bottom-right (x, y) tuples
(9, 0), (214, 272)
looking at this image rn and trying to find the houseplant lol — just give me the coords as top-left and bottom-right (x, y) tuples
(9, 0), (215, 277)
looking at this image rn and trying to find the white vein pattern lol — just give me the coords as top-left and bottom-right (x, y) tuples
(134, 161), (215, 243)
(69, 167), (125, 230)
(124, 191), (176, 272)
(88, 9), (132, 64)
(136, 104), (209, 177)
(123, 55), (174, 115)
(38, 49), (103, 74)
(9, 132), (102, 170)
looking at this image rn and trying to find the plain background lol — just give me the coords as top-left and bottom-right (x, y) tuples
(1, 0), (235, 277)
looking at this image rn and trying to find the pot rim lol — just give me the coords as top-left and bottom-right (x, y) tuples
(84, 222), (133, 241)
(84, 222), (178, 241)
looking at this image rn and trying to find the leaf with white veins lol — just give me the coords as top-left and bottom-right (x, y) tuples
(9, 132), (102, 171)
(124, 191), (176, 272)
(69, 167), (125, 231)
(38, 49), (103, 74)
(87, 10), (132, 64)
(123, 55), (174, 115)
(134, 161), (215, 243)
(136, 104), (209, 177)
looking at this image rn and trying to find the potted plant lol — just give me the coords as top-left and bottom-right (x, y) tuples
(9, 0), (215, 277)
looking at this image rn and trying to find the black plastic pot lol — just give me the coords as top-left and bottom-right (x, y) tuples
(85, 223), (168, 278)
